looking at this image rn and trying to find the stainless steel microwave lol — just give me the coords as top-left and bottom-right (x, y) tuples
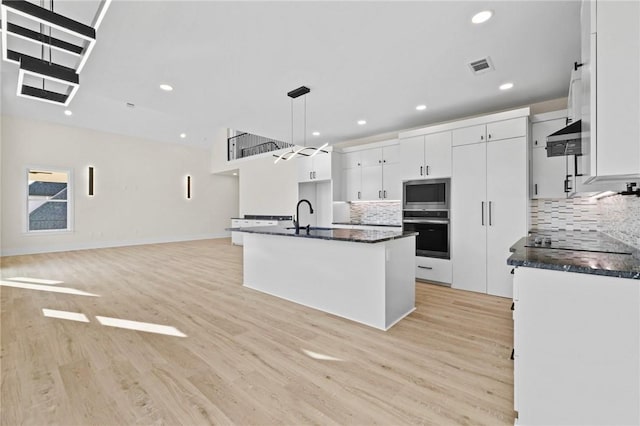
(403, 178), (450, 210)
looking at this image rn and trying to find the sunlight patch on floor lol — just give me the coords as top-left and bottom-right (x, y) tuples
(6, 277), (64, 285)
(42, 309), (90, 323)
(0, 280), (99, 297)
(95, 316), (187, 337)
(302, 348), (344, 361)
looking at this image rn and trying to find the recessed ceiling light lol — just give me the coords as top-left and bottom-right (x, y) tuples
(180, 133), (187, 139)
(357, 120), (367, 125)
(159, 84), (173, 92)
(312, 131), (320, 136)
(472, 10), (493, 24)
(64, 110), (72, 116)
(499, 82), (514, 91)
(416, 105), (427, 111)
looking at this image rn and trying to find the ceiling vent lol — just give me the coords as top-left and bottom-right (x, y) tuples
(468, 57), (494, 75)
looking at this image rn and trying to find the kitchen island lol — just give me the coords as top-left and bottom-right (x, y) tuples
(232, 226), (417, 330)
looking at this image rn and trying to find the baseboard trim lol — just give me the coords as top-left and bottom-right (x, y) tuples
(0, 232), (231, 257)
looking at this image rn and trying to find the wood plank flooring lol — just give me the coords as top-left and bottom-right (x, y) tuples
(1, 239), (514, 425)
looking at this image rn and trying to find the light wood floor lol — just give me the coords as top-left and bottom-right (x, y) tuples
(1, 239), (514, 425)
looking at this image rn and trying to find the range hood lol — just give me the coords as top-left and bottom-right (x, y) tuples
(546, 120), (583, 157)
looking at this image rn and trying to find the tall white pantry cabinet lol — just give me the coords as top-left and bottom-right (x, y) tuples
(451, 117), (528, 298)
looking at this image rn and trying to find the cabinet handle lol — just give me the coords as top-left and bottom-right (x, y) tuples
(534, 183), (538, 195)
(420, 166), (423, 176)
(488, 134), (492, 139)
(379, 190), (382, 199)
(574, 154), (583, 177)
(358, 191), (361, 200)
(489, 201), (493, 226)
(574, 61), (584, 71)
(481, 135), (484, 140)
(383, 190), (387, 199)
(510, 348), (515, 360)
(310, 171), (313, 180)
(379, 160), (382, 164)
(511, 302), (515, 310)
(383, 159), (386, 163)
(481, 201), (485, 226)
(418, 265), (433, 270)
(534, 140), (538, 146)
(426, 165), (430, 176)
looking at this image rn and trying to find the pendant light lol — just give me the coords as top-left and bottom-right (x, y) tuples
(274, 85), (329, 164)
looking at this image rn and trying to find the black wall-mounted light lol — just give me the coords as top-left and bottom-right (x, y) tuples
(88, 166), (94, 196)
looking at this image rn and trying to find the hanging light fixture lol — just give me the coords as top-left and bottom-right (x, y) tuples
(1, 0), (111, 106)
(274, 85), (329, 164)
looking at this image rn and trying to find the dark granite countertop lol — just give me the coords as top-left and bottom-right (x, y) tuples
(228, 226), (417, 244)
(231, 215), (293, 221)
(507, 230), (640, 280)
(332, 222), (402, 228)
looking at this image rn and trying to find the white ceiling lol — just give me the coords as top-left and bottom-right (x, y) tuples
(1, 1), (581, 149)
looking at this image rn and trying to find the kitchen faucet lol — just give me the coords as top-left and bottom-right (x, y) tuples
(294, 199), (314, 234)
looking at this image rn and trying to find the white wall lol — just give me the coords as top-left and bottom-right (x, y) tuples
(1, 116), (238, 256)
(238, 154), (298, 217)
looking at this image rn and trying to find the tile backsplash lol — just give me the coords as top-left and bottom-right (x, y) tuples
(350, 201), (402, 225)
(531, 195), (640, 249)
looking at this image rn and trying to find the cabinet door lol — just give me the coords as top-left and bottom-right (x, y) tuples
(361, 165), (383, 200)
(399, 136), (426, 180)
(595, 0), (640, 178)
(452, 125), (486, 147)
(312, 153), (332, 181)
(424, 131), (452, 178)
(344, 167), (362, 201)
(486, 137), (527, 298)
(531, 118), (568, 199)
(343, 152), (362, 169)
(382, 162), (402, 200)
(360, 148), (383, 168)
(297, 156), (314, 182)
(451, 142), (487, 293)
(486, 117), (527, 142)
(382, 144), (400, 164)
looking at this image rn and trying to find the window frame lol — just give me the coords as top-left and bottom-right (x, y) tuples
(24, 166), (74, 234)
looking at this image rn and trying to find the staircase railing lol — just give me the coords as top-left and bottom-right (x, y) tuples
(228, 132), (293, 161)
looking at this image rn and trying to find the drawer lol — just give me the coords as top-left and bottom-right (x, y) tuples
(415, 257), (452, 284)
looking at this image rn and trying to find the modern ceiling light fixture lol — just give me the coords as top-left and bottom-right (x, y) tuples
(159, 83), (173, 92)
(416, 104), (427, 111)
(0, 0), (112, 106)
(472, 10), (493, 24)
(273, 85), (329, 164)
(357, 120), (367, 125)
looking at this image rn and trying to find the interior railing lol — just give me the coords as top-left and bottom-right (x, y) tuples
(228, 132), (293, 161)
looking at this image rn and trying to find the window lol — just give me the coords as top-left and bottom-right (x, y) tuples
(27, 168), (72, 232)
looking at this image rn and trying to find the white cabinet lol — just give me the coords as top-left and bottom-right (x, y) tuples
(513, 267), (640, 425)
(230, 219), (278, 246)
(298, 152), (332, 182)
(399, 131), (452, 180)
(415, 257), (452, 285)
(452, 136), (527, 298)
(531, 116), (569, 199)
(343, 144), (401, 201)
(452, 117), (527, 147)
(581, 0), (640, 182)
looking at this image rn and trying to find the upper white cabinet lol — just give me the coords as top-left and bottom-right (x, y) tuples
(452, 117), (527, 147)
(581, 0), (640, 182)
(298, 152), (332, 182)
(341, 144), (401, 201)
(531, 115), (569, 199)
(399, 131), (452, 180)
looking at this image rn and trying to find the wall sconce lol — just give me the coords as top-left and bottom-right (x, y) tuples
(88, 166), (94, 196)
(186, 175), (191, 199)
